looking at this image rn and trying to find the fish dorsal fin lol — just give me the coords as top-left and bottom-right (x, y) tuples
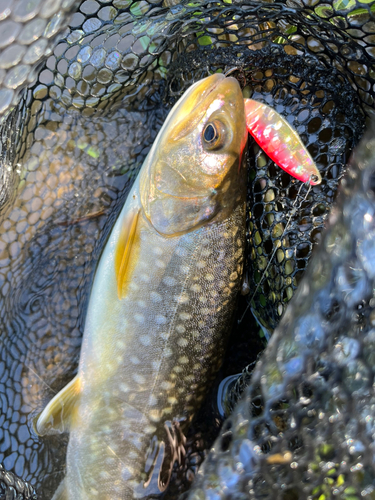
(114, 207), (141, 300)
(36, 375), (81, 436)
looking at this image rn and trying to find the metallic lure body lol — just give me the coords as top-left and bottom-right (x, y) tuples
(36, 73), (248, 500)
(244, 98), (321, 185)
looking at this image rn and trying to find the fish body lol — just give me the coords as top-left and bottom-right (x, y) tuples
(36, 73), (248, 499)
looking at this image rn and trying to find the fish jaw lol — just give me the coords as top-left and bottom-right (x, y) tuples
(140, 74), (247, 235)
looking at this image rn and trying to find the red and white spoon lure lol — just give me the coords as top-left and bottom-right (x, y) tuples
(244, 98), (321, 186)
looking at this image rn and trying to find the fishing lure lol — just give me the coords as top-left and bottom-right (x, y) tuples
(244, 98), (321, 185)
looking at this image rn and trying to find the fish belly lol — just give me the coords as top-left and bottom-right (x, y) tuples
(64, 204), (245, 499)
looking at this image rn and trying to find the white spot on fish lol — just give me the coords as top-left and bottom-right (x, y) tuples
(179, 312), (191, 320)
(177, 292), (189, 304)
(177, 337), (188, 347)
(164, 347), (173, 357)
(140, 334), (152, 346)
(230, 271), (238, 281)
(201, 248), (211, 257)
(180, 265), (190, 274)
(163, 276), (177, 286)
(176, 247), (187, 257)
(156, 259), (166, 269)
(191, 283), (201, 293)
(235, 248), (242, 258)
(168, 396), (177, 404)
(153, 247), (163, 255)
(140, 273), (150, 282)
(129, 282), (139, 291)
(135, 313), (145, 324)
(149, 410), (162, 422)
(205, 273), (214, 281)
(121, 467), (133, 481)
(137, 299), (146, 308)
(161, 380), (174, 390)
(144, 424), (157, 433)
(130, 356), (140, 365)
(178, 356), (189, 364)
(151, 361), (159, 370)
(150, 291), (162, 302)
(133, 373), (146, 384)
(176, 324), (186, 334)
(148, 394), (158, 406)
(196, 260), (206, 269)
(156, 314), (167, 325)
(173, 365), (183, 373)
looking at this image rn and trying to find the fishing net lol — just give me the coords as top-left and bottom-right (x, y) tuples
(185, 123), (375, 500)
(0, 0), (373, 498)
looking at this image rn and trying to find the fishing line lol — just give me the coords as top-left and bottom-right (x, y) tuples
(238, 177), (313, 325)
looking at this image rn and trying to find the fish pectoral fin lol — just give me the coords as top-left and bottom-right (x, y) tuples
(114, 207), (141, 299)
(52, 480), (68, 500)
(36, 375), (81, 436)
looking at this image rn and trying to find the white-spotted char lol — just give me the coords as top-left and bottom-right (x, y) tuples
(36, 73), (248, 500)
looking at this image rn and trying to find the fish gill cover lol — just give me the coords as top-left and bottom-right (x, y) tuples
(0, 0), (372, 499)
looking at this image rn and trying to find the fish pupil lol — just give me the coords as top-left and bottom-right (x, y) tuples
(203, 123), (217, 143)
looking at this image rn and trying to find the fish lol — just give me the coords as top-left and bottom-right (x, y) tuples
(35, 72), (248, 500)
(184, 123), (375, 500)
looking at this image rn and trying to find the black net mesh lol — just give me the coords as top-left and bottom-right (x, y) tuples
(185, 123), (375, 500)
(0, 0), (374, 498)
(0, 0), (80, 122)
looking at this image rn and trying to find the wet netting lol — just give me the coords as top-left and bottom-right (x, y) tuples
(0, 0), (374, 498)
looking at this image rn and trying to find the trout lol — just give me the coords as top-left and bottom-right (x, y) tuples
(36, 73), (248, 500)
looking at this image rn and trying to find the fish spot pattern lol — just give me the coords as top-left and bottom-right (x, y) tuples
(63, 204), (246, 498)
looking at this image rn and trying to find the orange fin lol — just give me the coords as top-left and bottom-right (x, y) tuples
(114, 207), (141, 299)
(35, 375), (81, 436)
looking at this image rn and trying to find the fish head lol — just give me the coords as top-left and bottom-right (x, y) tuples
(140, 73), (247, 235)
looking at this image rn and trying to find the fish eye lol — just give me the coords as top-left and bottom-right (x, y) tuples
(203, 123), (217, 143)
(202, 120), (226, 150)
